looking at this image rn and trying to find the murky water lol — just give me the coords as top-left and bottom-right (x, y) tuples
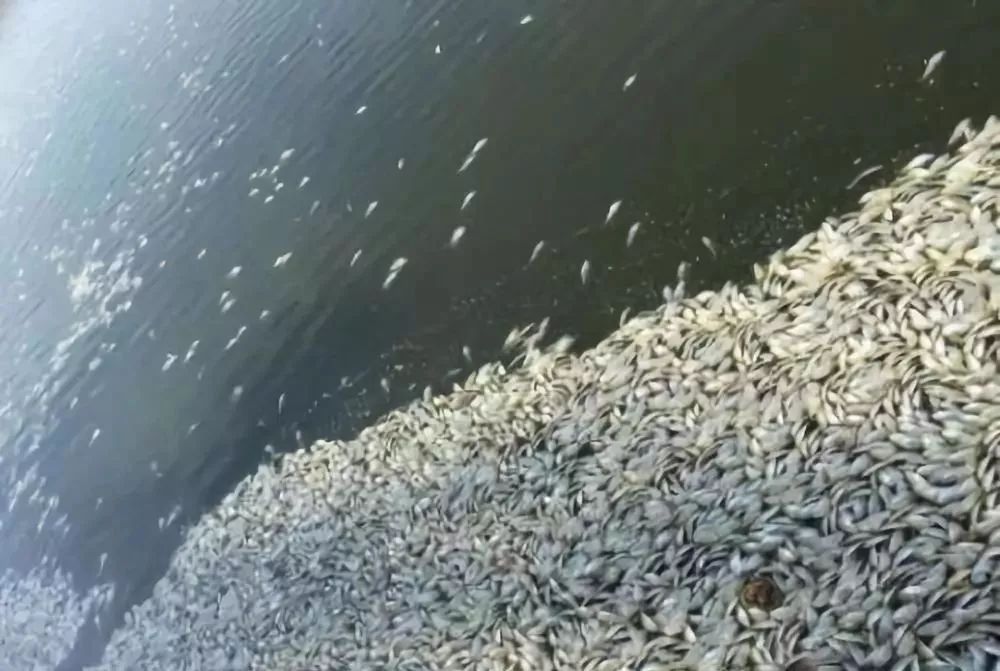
(0, 0), (996, 667)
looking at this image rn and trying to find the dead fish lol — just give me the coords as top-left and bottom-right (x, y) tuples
(846, 164), (882, 189)
(309, 200), (320, 216)
(364, 201), (378, 218)
(458, 137), (488, 173)
(350, 249), (363, 267)
(701, 236), (717, 257)
(623, 74), (637, 91)
(273, 252), (293, 268)
(580, 259), (592, 285)
(626, 222), (641, 247)
(921, 50), (945, 81)
(434, 44), (441, 54)
(390, 257), (407, 273)
(605, 200), (622, 225)
(397, 158), (405, 170)
(278, 392), (286, 417)
(279, 148), (295, 162)
(528, 240), (545, 264)
(226, 265), (242, 280)
(298, 176), (310, 189)
(461, 190), (476, 210)
(519, 14), (533, 25)
(162, 353), (177, 372)
(355, 105), (367, 115)
(462, 345), (472, 362)
(449, 226), (466, 248)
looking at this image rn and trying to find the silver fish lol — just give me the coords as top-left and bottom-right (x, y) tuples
(605, 200), (622, 225)
(580, 259), (592, 285)
(449, 226), (466, 248)
(364, 201), (378, 218)
(626, 222), (641, 247)
(528, 240), (545, 264)
(921, 50), (945, 81)
(350, 249), (363, 267)
(623, 74), (637, 91)
(460, 191), (476, 210)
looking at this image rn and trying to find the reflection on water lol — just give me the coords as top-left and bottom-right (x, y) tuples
(0, 0), (995, 666)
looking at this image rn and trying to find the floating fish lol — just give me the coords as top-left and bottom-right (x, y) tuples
(462, 345), (472, 362)
(701, 236), (717, 257)
(259, 309), (270, 320)
(626, 222), (641, 247)
(434, 44), (441, 54)
(846, 164), (882, 189)
(623, 74), (637, 91)
(278, 392), (286, 417)
(89, 428), (101, 446)
(263, 195), (274, 204)
(449, 226), (466, 248)
(230, 385), (243, 402)
(605, 200), (622, 225)
(226, 266), (242, 280)
(365, 201), (378, 218)
(162, 353), (177, 372)
(397, 158), (405, 170)
(460, 190), (477, 210)
(528, 240), (545, 264)
(183, 340), (199, 364)
(197, 248), (206, 260)
(298, 176), (310, 189)
(520, 14), (533, 24)
(921, 50), (945, 81)
(580, 260), (592, 285)
(350, 249), (363, 267)
(390, 257), (408, 273)
(355, 105), (367, 115)
(310, 200), (320, 216)
(248, 188), (259, 197)
(273, 252), (293, 268)
(279, 148), (295, 162)
(219, 290), (231, 305)
(458, 138), (488, 173)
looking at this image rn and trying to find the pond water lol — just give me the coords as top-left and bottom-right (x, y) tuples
(0, 0), (996, 667)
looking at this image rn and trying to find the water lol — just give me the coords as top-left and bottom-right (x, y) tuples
(0, 0), (996, 667)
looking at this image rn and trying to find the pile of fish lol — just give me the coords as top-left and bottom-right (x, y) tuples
(28, 116), (1000, 668)
(0, 567), (112, 670)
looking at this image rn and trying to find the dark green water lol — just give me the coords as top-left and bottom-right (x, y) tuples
(0, 0), (995, 666)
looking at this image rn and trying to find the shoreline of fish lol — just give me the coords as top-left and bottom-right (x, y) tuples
(8, 115), (1000, 669)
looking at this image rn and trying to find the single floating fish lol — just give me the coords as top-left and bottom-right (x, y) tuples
(279, 148), (295, 162)
(365, 201), (378, 218)
(390, 257), (408, 273)
(197, 248), (206, 259)
(449, 226), (466, 248)
(259, 309), (270, 320)
(605, 200), (622, 225)
(350, 249), (363, 267)
(520, 14), (533, 25)
(278, 392), (286, 417)
(701, 236), (718, 257)
(921, 50), (945, 81)
(298, 176), (310, 189)
(462, 345), (472, 362)
(273, 252), (293, 268)
(162, 353), (177, 372)
(310, 200), (320, 216)
(626, 222), (641, 247)
(397, 158), (405, 170)
(461, 191), (476, 210)
(846, 164), (882, 189)
(248, 187), (259, 197)
(435, 44), (441, 54)
(458, 137), (488, 173)
(264, 195), (274, 204)
(623, 74), (637, 91)
(183, 340), (199, 364)
(528, 240), (545, 264)
(355, 105), (367, 115)
(226, 266), (242, 280)
(580, 259), (592, 285)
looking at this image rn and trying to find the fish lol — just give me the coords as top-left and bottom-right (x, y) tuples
(580, 259), (592, 285)
(350, 249), (363, 267)
(248, 188), (259, 197)
(528, 240), (545, 264)
(221, 298), (236, 314)
(846, 164), (882, 189)
(298, 176), (310, 189)
(183, 340), (199, 364)
(355, 105), (367, 115)
(263, 195), (274, 204)
(458, 138), (488, 173)
(390, 257), (407, 273)
(162, 353), (177, 372)
(449, 226), (466, 248)
(364, 201), (378, 218)
(226, 266), (242, 280)
(434, 44), (441, 54)
(259, 309), (270, 320)
(197, 248), (207, 259)
(626, 222), (641, 247)
(605, 200), (622, 225)
(921, 50), (945, 81)
(309, 200), (320, 216)
(383, 269), (401, 289)
(520, 14), (533, 25)
(701, 236), (717, 257)
(397, 158), (405, 170)
(623, 74), (637, 91)
(462, 345), (472, 362)
(273, 252), (293, 268)
(461, 191), (476, 210)
(279, 148), (295, 162)
(278, 393), (286, 417)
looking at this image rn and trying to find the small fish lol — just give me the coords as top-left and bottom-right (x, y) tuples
(434, 44), (441, 54)
(580, 259), (592, 285)
(462, 345), (472, 362)
(226, 265), (242, 280)
(355, 105), (367, 115)
(89, 428), (101, 446)
(248, 187), (259, 197)
(921, 50), (945, 81)
(279, 148), (295, 162)
(183, 340), (199, 364)
(264, 194), (274, 204)
(380, 377), (390, 393)
(449, 226), (466, 248)
(623, 74), (637, 91)
(626, 222), (641, 247)
(846, 164), (882, 189)
(390, 257), (408, 273)
(221, 298), (236, 313)
(219, 290), (231, 305)
(98, 552), (108, 576)
(605, 200), (622, 225)
(461, 190), (477, 210)
(298, 176), (310, 189)
(259, 309), (271, 320)
(458, 138), (488, 173)
(273, 252), (293, 268)
(397, 158), (405, 170)
(278, 392), (286, 416)
(365, 201), (378, 218)
(197, 248), (206, 259)
(274, 182), (284, 192)
(520, 14), (533, 25)
(224, 326), (247, 351)
(309, 200), (320, 216)
(162, 353), (177, 372)
(528, 240), (545, 264)
(231, 385), (244, 402)
(350, 249), (363, 267)
(701, 236), (717, 257)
